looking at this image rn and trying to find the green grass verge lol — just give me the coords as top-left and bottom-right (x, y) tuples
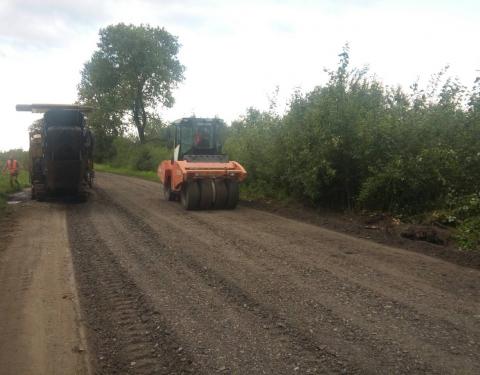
(0, 170), (29, 213)
(95, 164), (159, 183)
(238, 182), (294, 204)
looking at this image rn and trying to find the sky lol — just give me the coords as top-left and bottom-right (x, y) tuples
(0, 0), (479, 151)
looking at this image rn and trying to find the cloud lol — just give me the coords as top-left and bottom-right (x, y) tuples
(0, 0), (109, 49)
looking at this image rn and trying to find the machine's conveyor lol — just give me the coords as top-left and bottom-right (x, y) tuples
(16, 104), (94, 113)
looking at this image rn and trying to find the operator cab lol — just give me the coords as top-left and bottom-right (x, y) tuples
(173, 117), (228, 162)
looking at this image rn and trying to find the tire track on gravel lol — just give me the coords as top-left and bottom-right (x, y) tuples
(184, 213), (480, 363)
(68, 203), (200, 375)
(74, 173), (480, 374)
(93, 186), (440, 374)
(100, 175), (480, 374)
(92, 187), (353, 374)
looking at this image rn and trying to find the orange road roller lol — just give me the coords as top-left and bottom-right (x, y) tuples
(158, 117), (247, 210)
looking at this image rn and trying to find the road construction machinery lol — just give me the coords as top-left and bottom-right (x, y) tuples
(158, 117), (247, 210)
(17, 104), (94, 201)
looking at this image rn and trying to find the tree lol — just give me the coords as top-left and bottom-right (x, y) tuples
(78, 23), (185, 143)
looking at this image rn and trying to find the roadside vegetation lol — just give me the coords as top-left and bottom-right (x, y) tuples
(224, 47), (480, 251)
(95, 163), (158, 182)
(77, 23), (179, 183)
(77, 26), (479, 251)
(0, 150), (29, 212)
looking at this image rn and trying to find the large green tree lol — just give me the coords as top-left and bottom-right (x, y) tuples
(78, 23), (184, 143)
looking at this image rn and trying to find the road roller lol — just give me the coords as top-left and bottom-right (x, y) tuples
(157, 117), (247, 210)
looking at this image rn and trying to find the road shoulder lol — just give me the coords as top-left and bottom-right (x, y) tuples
(0, 202), (91, 375)
(242, 199), (480, 270)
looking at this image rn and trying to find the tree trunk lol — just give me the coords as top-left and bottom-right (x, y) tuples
(133, 84), (146, 144)
(133, 95), (145, 144)
(140, 94), (147, 144)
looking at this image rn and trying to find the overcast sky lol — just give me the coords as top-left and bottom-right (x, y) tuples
(0, 0), (479, 151)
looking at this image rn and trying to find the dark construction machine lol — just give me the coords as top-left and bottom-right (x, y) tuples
(158, 117), (247, 210)
(16, 104), (94, 201)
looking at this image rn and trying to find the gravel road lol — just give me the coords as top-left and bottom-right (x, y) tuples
(66, 172), (480, 374)
(0, 201), (90, 375)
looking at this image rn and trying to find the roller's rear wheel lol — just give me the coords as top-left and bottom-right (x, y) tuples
(199, 179), (214, 210)
(181, 181), (200, 210)
(225, 180), (239, 209)
(213, 179), (228, 209)
(163, 183), (175, 201)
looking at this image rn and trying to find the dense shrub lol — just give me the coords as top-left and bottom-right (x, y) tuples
(106, 137), (170, 172)
(225, 109), (284, 199)
(223, 47), (480, 250)
(358, 147), (463, 214)
(456, 217), (480, 251)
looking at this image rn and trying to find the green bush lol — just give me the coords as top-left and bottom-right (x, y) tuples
(224, 47), (480, 218)
(448, 193), (480, 221)
(455, 217), (480, 251)
(0, 169), (29, 212)
(107, 137), (170, 172)
(358, 148), (462, 214)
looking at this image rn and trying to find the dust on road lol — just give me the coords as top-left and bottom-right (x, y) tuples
(67, 173), (480, 374)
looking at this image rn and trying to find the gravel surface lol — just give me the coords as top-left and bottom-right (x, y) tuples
(68, 172), (480, 374)
(0, 202), (90, 375)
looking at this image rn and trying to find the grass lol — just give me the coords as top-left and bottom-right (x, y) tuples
(0, 170), (29, 213)
(95, 164), (159, 183)
(238, 182), (294, 204)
